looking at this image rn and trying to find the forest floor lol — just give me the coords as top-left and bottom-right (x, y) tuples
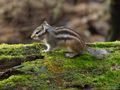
(0, 42), (120, 90)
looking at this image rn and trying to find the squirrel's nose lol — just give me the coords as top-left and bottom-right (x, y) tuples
(31, 35), (34, 38)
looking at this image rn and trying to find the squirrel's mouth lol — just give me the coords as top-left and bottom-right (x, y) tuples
(31, 36), (39, 40)
(33, 37), (39, 40)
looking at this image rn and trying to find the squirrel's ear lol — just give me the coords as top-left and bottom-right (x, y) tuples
(43, 21), (50, 26)
(42, 21), (50, 31)
(42, 21), (54, 32)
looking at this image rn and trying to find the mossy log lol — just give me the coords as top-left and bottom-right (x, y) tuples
(0, 42), (120, 90)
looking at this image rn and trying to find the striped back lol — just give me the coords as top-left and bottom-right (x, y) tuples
(54, 27), (86, 48)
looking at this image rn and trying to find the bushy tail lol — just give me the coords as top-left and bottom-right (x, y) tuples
(86, 47), (109, 59)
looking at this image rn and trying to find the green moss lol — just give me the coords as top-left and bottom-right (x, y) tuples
(0, 43), (42, 56)
(0, 42), (120, 89)
(87, 41), (120, 48)
(0, 75), (31, 89)
(0, 74), (53, 90)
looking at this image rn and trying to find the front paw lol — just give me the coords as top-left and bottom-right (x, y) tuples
(42, 49), (49, 52)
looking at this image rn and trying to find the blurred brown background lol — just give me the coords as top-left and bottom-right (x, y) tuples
(0, 0), (114, 43)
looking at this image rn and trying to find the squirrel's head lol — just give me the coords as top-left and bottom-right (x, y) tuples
(31, 21), (52, 40)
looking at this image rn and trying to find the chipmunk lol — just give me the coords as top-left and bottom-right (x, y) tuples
(31, 21), (108, 58)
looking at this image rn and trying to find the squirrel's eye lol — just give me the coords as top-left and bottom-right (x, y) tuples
(36, 31), (40, 34)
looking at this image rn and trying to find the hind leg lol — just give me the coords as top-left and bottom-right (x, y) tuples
(65, 40), (83, 58)
(65, 52), (79, 58)
(64, 46), (77, 58)
(65, 49), (83, 58)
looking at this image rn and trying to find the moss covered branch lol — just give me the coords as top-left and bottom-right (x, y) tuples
(0, 42), (120, 90)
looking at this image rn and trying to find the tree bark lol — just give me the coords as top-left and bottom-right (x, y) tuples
(107, 0), (120, 41)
